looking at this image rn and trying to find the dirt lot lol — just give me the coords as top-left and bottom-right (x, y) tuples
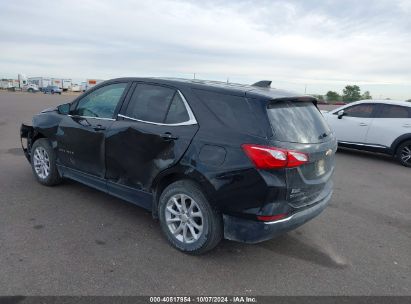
(0, 91), (410, 295)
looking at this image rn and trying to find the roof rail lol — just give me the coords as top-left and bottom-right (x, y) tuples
(252, 80), (272, 88)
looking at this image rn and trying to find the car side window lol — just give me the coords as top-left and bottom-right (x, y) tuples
(342, 104), (376, 118)
(378, 104), (410, 118)
(125, 84), (190, 124)
(165, 92), (190, 124)
(72, 83), (127, 119)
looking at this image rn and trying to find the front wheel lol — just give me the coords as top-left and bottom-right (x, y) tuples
(397, 140), (411, 167)
(158, 180), (223, 254)
(31, 139), (62, 185)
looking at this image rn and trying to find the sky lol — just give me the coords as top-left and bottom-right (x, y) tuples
(0, 0), (410, 99)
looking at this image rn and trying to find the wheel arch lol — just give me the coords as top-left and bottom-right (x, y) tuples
(151, 166), (218, 219)
(391, 133), (411, 156)
(20, 124), (48, 162)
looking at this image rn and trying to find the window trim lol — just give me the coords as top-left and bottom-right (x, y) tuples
(68, 114), (116, 121)
(118, 90), (197, 126)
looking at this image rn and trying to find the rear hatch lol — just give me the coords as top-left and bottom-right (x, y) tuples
(266, 98), (337, 209)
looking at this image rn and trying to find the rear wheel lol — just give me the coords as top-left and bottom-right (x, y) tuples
(158, 180), (223, 254)
(397, 140), (411, 167)
(31, 139), (62, 185)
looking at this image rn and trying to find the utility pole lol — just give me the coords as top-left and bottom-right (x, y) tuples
(304, 84), (307, 94)
(193, 73), (196, 79)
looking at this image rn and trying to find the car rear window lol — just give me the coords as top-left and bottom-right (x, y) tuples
(379, 104), (411, 118)
(165, 93), (190, 124)
(192, 89), (265, 137)
(267, 100), (331, 144)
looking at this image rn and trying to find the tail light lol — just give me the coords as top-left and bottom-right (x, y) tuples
(257, 214), (288, 222)
(242, 144), (308, 169)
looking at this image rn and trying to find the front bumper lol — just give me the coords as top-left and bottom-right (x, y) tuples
(223, 190), (332, 243)
(20, 124), (34, 162)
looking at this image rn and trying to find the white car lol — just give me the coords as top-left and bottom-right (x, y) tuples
(70, 84), (81, 92)
(323, 100), (411, 167)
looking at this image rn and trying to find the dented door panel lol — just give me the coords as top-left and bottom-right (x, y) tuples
(105, 119), (198, 192)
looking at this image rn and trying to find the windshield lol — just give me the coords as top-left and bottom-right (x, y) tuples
(267, 100), (331, 144)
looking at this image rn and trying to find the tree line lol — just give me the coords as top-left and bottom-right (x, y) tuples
(313, 85), (372, 103)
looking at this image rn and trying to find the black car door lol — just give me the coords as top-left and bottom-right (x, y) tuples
(105, 82), (199, 208)
(56, 82), (129, 180)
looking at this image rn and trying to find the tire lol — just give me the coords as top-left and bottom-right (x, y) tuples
(51, 91), (55, 94)
(158, 180), (223, 254)
(28, 88), (33, 93)
(396, 140), (411, 167)
(31, 138), (62, 186)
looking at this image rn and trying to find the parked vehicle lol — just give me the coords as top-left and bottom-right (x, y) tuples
(20, 78), (336, 254)
(3, 74), (27, 91)
(0, 79), (13, 89)
(43, 85), (62, 95)
(18, 74), (28, 88)
(28, 77), (52, 91)
(62, 79), (72, 92)
(80, 81), (87, 92)
(51, 78), (63, 89)
(70, 84), (81, 92)
(82, 79), (104, 92)
(22, 84), (39, 93)
(5, 79), (20, 91)
(323, 100), (411, 167)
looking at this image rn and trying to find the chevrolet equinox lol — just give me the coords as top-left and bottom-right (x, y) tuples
(20, 78), (336, 254)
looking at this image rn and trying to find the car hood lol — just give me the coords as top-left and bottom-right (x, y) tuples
(40, 107), (57, 113)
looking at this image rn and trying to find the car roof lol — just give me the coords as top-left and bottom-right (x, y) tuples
(328, 99), (411, 113)
(345, 99), (411, 107)
(106, 77), (309, 100)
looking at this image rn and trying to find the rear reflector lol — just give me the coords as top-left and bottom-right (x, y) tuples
(257, 214), (288, 222)
(242, 144), (308, 169)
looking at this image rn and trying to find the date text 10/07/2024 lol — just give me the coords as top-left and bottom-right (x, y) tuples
(149, 296), (258, 303)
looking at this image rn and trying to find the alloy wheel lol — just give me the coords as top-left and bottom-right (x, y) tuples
(165, 194), (204, 244)
(33, 147), (50, 179)
(400, 145), (411, 165)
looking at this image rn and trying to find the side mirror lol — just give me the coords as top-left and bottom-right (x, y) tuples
(57, 103), (70, 115)
(337, 110), (345, 119)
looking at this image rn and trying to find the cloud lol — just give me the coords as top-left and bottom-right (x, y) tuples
(0, 0), (410, 99)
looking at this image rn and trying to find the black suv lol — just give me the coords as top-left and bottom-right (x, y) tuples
(21, 78), (336, 254)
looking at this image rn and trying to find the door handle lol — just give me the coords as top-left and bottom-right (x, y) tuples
(403, 124), (411, 128)
(93, 124), (106, 131)
(161, 132), (178, 140)
(359, 123), (368, 126)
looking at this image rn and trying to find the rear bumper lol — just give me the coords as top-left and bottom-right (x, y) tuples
(223, 190), (332, 243)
